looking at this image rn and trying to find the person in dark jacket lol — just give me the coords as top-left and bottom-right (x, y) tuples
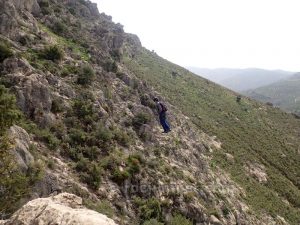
(153, 97), (171, 133)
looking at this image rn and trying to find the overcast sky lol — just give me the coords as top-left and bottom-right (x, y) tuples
(94, 0), (300, 71)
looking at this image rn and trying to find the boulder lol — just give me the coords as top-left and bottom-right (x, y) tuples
(8, 125), (34, 172)
(0, 193), (118, 225)
(2, 57), (33, 75)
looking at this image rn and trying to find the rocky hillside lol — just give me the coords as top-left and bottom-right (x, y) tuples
(0, 0), (299, 225)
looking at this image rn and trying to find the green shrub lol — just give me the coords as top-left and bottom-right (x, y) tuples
(52, 21), (67, 35)
(51, 98), (64, 113)
(82, 146), (99, 160)
(18, 35), (30, 46)
(127, 154), (142, 174)
(0, 43), (13, 63)
(61, 64), (79, 77)
(103, 60), (118, 73)
(139, 198), (162, 222)
(143, 219), (164, 225)
(27, 160), (45, 184)
(77, 65), (95, 85)
(113, 128), (131, 147)
(168, 214), (192, 225)
(80, 162), (102, 190)
(140, 94), (156, 109)
(112, 168), (130, 184)
(39, 129), (60, 151)
(68, 128), (87, 146)
(75, 156), (90, 172)
(132, 112), (151, 130)
(38, 0), (50, 8)
(222, 206), (230, 218)
(0, 141), (30, 217)
(93, 123), (114, 144)
(0, 85), (21, 133)
(72, 99), (96, 123)
(42, 45), (64, 61)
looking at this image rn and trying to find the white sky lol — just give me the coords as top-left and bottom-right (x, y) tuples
(93, 0), (300, 71)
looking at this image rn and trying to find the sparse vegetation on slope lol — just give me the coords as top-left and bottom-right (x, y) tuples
(1, 0), (300, 224)
(124, 48), (300, 224)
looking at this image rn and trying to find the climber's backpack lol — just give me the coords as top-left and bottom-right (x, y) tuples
(160, 102), (168, 112)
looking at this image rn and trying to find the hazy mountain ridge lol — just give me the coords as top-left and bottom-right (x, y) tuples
(245, 72), (300, 115)
(188, 67), (293, 91)
(0, 0), (299, 224)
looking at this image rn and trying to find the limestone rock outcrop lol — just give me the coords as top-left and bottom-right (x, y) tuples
(0, 193), (118, 225)
(8, 125), (34, 172)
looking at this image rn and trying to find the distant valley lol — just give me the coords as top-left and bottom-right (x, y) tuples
(244, 73), (300, 115)
(188, 67), (293, 92)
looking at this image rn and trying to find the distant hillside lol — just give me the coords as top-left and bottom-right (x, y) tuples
(245, 73), (300, 115)
(188, 67), (293, 92)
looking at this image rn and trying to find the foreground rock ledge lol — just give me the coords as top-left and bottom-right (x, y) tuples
(0, 193), (118, 225)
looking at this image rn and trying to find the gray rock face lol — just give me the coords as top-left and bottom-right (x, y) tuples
(2, 58), (33, 75)
(10, 0), (40, 14)
(2, 57), (55, 127)
(15, 73), (53, 127)
(0, 0), (39, 39)
(5, 74), (53, 128)
(0, 193), (118, 225)
(8, 125), (34, 172)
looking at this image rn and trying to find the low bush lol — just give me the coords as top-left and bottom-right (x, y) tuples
(139, 198), (162, 222)
(0, 43), (13, 63)
(41, 45), (64, 61)
(132, 112), (151, 130)
(80, 162), (102, 190)
(140, 94), (156, 109)
(113, 128), (131, 147)
(18, 35), (30, 46)
(127, 154), (143, 174)
(0, 85), (21, 133)
(68, 128), (87, 146)
(143, 219), (164, 225)
(77, 65), (95, 85)
(61, 64), (79, 77)
(103, 60), (118, 73)
(38, 0), (50, 8)
(72, 99), (96, 123)
(75, 156), (90, 172)
(111, 168), (130, 185)
(93, 123), (114, 145)
(168, 214), (193, 225)
(39, 129), (60, 151)
(52, 21), (67, 35)
(51, 98), (64, 113)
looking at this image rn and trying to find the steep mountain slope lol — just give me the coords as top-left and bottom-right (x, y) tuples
(245, 73), (300, 115)
(188, 67), (293, 91)
(0, 0), (300, 225)
(125, 51), (300, 224)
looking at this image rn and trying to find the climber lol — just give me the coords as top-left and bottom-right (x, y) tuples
(153, 97), (171, 133)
